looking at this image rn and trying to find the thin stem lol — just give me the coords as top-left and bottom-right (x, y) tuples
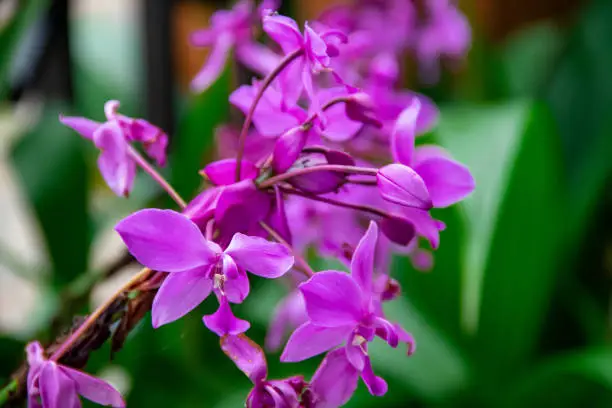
(259, 221), (314, 277)
(235, 49), (304, 181)
(127, 146), (187, 209)
(50, 268), (151, 362)
(258, 165), (377, 189)
(300, 95), (351, 129)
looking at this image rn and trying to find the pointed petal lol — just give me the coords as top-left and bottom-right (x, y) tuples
(373, 317), (399, 348)
(377, 163), (432, 209)
(361, 357), (388, 396)
(203, 297), (250, 336)
(413, 147), (475, 207)
(350, 221), (378, 295)
(262, 14), (303, 54)
(93, 121), (133, 197)
(267, 186), (292, 245)
(62, 367), (125, 407)
(300, 271), (365, 326)
(310, 348), (359, 408)
(223, 261), (251, 303)
(128, 119), (168, 167)
(151, 268), (213, 328)
(201, 158), (259, 185)
(272, 126), (308, 173)
(40, 362), (79, 408)
(220, 334), (267, 384)
(391, 99), (420, 165)
(225, 233), (294, 278)
(345, 343), (366, 371)
(281, 322), (351, 362)
(115, 209), (218, 272)
(59, 115), (100, 140)
(191, 33), (233, 93)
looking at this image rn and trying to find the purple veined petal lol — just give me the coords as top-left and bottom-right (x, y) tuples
(265, 290), (306, 351)
(61, 367), (125, 407)
(115, 209), (219, 272)
(203, 296), (250, 336)
(377, 163), (432, 210)
(151, 267), (213, 328)
(235, 41), (282, 77)
(267, 185), (292, 246)
(391, 99), (420, 165)
(220, 334), (268, 384)
(223, 263), (251, 304)
(280, 322), (352, 362)
(380, 215), (416, 246)
(360, 357), (388, 396)
(201, 158), (259, 185)
(39, 362), (79, 408)
(350, 221), (378, 295)
(299, 271), (365, 327)
(191, 33), (234, 93)
(92, 120), (133, 197)
(262, 14), (303, 55)
(310, 348), (359, 408)
(59, 115), (100, 140)
(413, 148), (475, 208)
(373, 317), (399, 348)
(272, 126), (308, 173)
(225, 233), (294, 278)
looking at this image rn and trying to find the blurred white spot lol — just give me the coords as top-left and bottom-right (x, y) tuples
(90, 264), (141, 309)
(98, 365), (132, 397)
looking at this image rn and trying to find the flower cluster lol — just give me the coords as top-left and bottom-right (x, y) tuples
(26, 0), (473, 407)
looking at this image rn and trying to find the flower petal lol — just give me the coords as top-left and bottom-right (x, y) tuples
(263, 14), (303, 54)
(265, 290), (306, 351)
(62, 366), (125, 407)
(267, 185), (293, 245)
(93, 121), (134, 197)
(225, 233), (294, 278)
(380, 215), (416, 246)
(223, 259), (251, 303)
(377, 163), (432, 209)
(373, 317), (399, 348)
(215, 180), (272, 239)
(361, 357), (388, 396)
(235, 42), (282, 76)
(220, 334), (267, 384)
(191, 33), (233, 93)
(203, 297), (250, 336)
(201, 158), (259, 185)
(115, 209), (218, 272)
(128, 118), (168, 167)
(151, 268), (213, 328)
(300, 271), (365, 327)
(391, 99), (420, 165)
(59, 115), (100, 140)
(350, 221), (378, 295)
(272, 127), (308, 173)
(40, 362), (79, 408)
(310, 349), (359, 408)
(281, 322), (351, 362)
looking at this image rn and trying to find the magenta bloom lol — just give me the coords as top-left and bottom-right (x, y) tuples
(60, 100), (168, 197)
(221, 334), (305, 407)
(26, 342), (124, 408)
(307, 348), (360, 408)
(115, 209), (294, 332)
(281, 222), (413, 396)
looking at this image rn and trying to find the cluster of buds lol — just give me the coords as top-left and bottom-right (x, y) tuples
(26, 1), (473, 407)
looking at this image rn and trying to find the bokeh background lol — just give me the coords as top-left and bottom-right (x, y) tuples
(1, 0), (612, 406)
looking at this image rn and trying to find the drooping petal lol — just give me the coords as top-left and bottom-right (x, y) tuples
(151, 267), (213, 328)
(39, 362), (79, 408)
(361, 357), (388, 396)
(280, 322), (352, 362)
(272, 126), (308, 173)
(373, 317), (399, 348)
(304, 22), (330, 66)
(93, 120), (133, 197)
(350, 221), (378, 295)
(59, 115), (100, 140)
(129, 118), (168, 167)
(61, 367), (125, 407)
(262, 14), (303, 54)
(220, 334), (267, 384)
(377, 164), (432, 210)
(300, 271), (365, 327)
(267, 185), (292, 245)
(203, 297), (250, 336)
(310, 349), (359, 408)
(413, 147), (475, 208)
(201, 158), (259, 185)
(191, 33), (234, 93)
(225, 233), (294, 278)
(222, 259), (251, 303)
(115, 209), (218, 272)
(391, 99), (420, 165)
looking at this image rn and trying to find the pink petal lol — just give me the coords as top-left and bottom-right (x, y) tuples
(220, 334), (267, 384)
(151, 268), (213, 328)
(391, 100), (420, 165)
(115, 209), (218, 272)
(223, 259), (251, 303)
(350, 221), (378, 295)
(39, 362), (79, 408)
(203, 297), (250, 336)
(380, 215), (416, 246)
(265, 291), (306, 351)
(235, 42), (281, 76)
(190, 28), (216, 46)
(373, 317), (399, 348)
(62, 366), (125, 407)
(93, 121), (134, 197)
(191, 33), (233, 93)
(402, 208), (443, 249)
(272, 126), (308, 173)
(267, 186), (292, 246)
(225, 233), (294, 278)
(59, 115), (100, 140)
(201, 158), (258, 185)
(214, 180), (272, 237)
(262, 14), (303, 55)
(345, 342), (366, 371)
(377, 163), (432, 210)
(299, 271), (365, 327)
(413, 147), (475, 208)
(361, 357), (388, 396)
(310, 349), (359, 408)
(129, 119), (168, 167)
(320, 100), (363, 142)
(280, 322), (351, 362)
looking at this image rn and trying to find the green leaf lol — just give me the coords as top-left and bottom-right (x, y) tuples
(10, 105), (91, 287)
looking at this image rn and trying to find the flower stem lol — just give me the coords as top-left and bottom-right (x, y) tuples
(0, 380), (17, 406)
(235, 49), (304, 181)
(259, 221), (314, 277)
(127, 146), (187, 209)
(258, 165), (377, 189)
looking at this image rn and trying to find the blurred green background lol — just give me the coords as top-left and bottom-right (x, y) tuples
(1, 0), (611, 406)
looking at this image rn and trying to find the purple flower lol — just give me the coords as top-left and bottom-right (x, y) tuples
(115, 209), (294, 330)
(265, 289), (307, 351)
(307, 348), (360, 408)
(26, 342), (124, 408)
(220, 334), (306, 407)
(377, 163), (432, 210)
(60, 100), (168, 197)
(281, 222), (413, 396)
